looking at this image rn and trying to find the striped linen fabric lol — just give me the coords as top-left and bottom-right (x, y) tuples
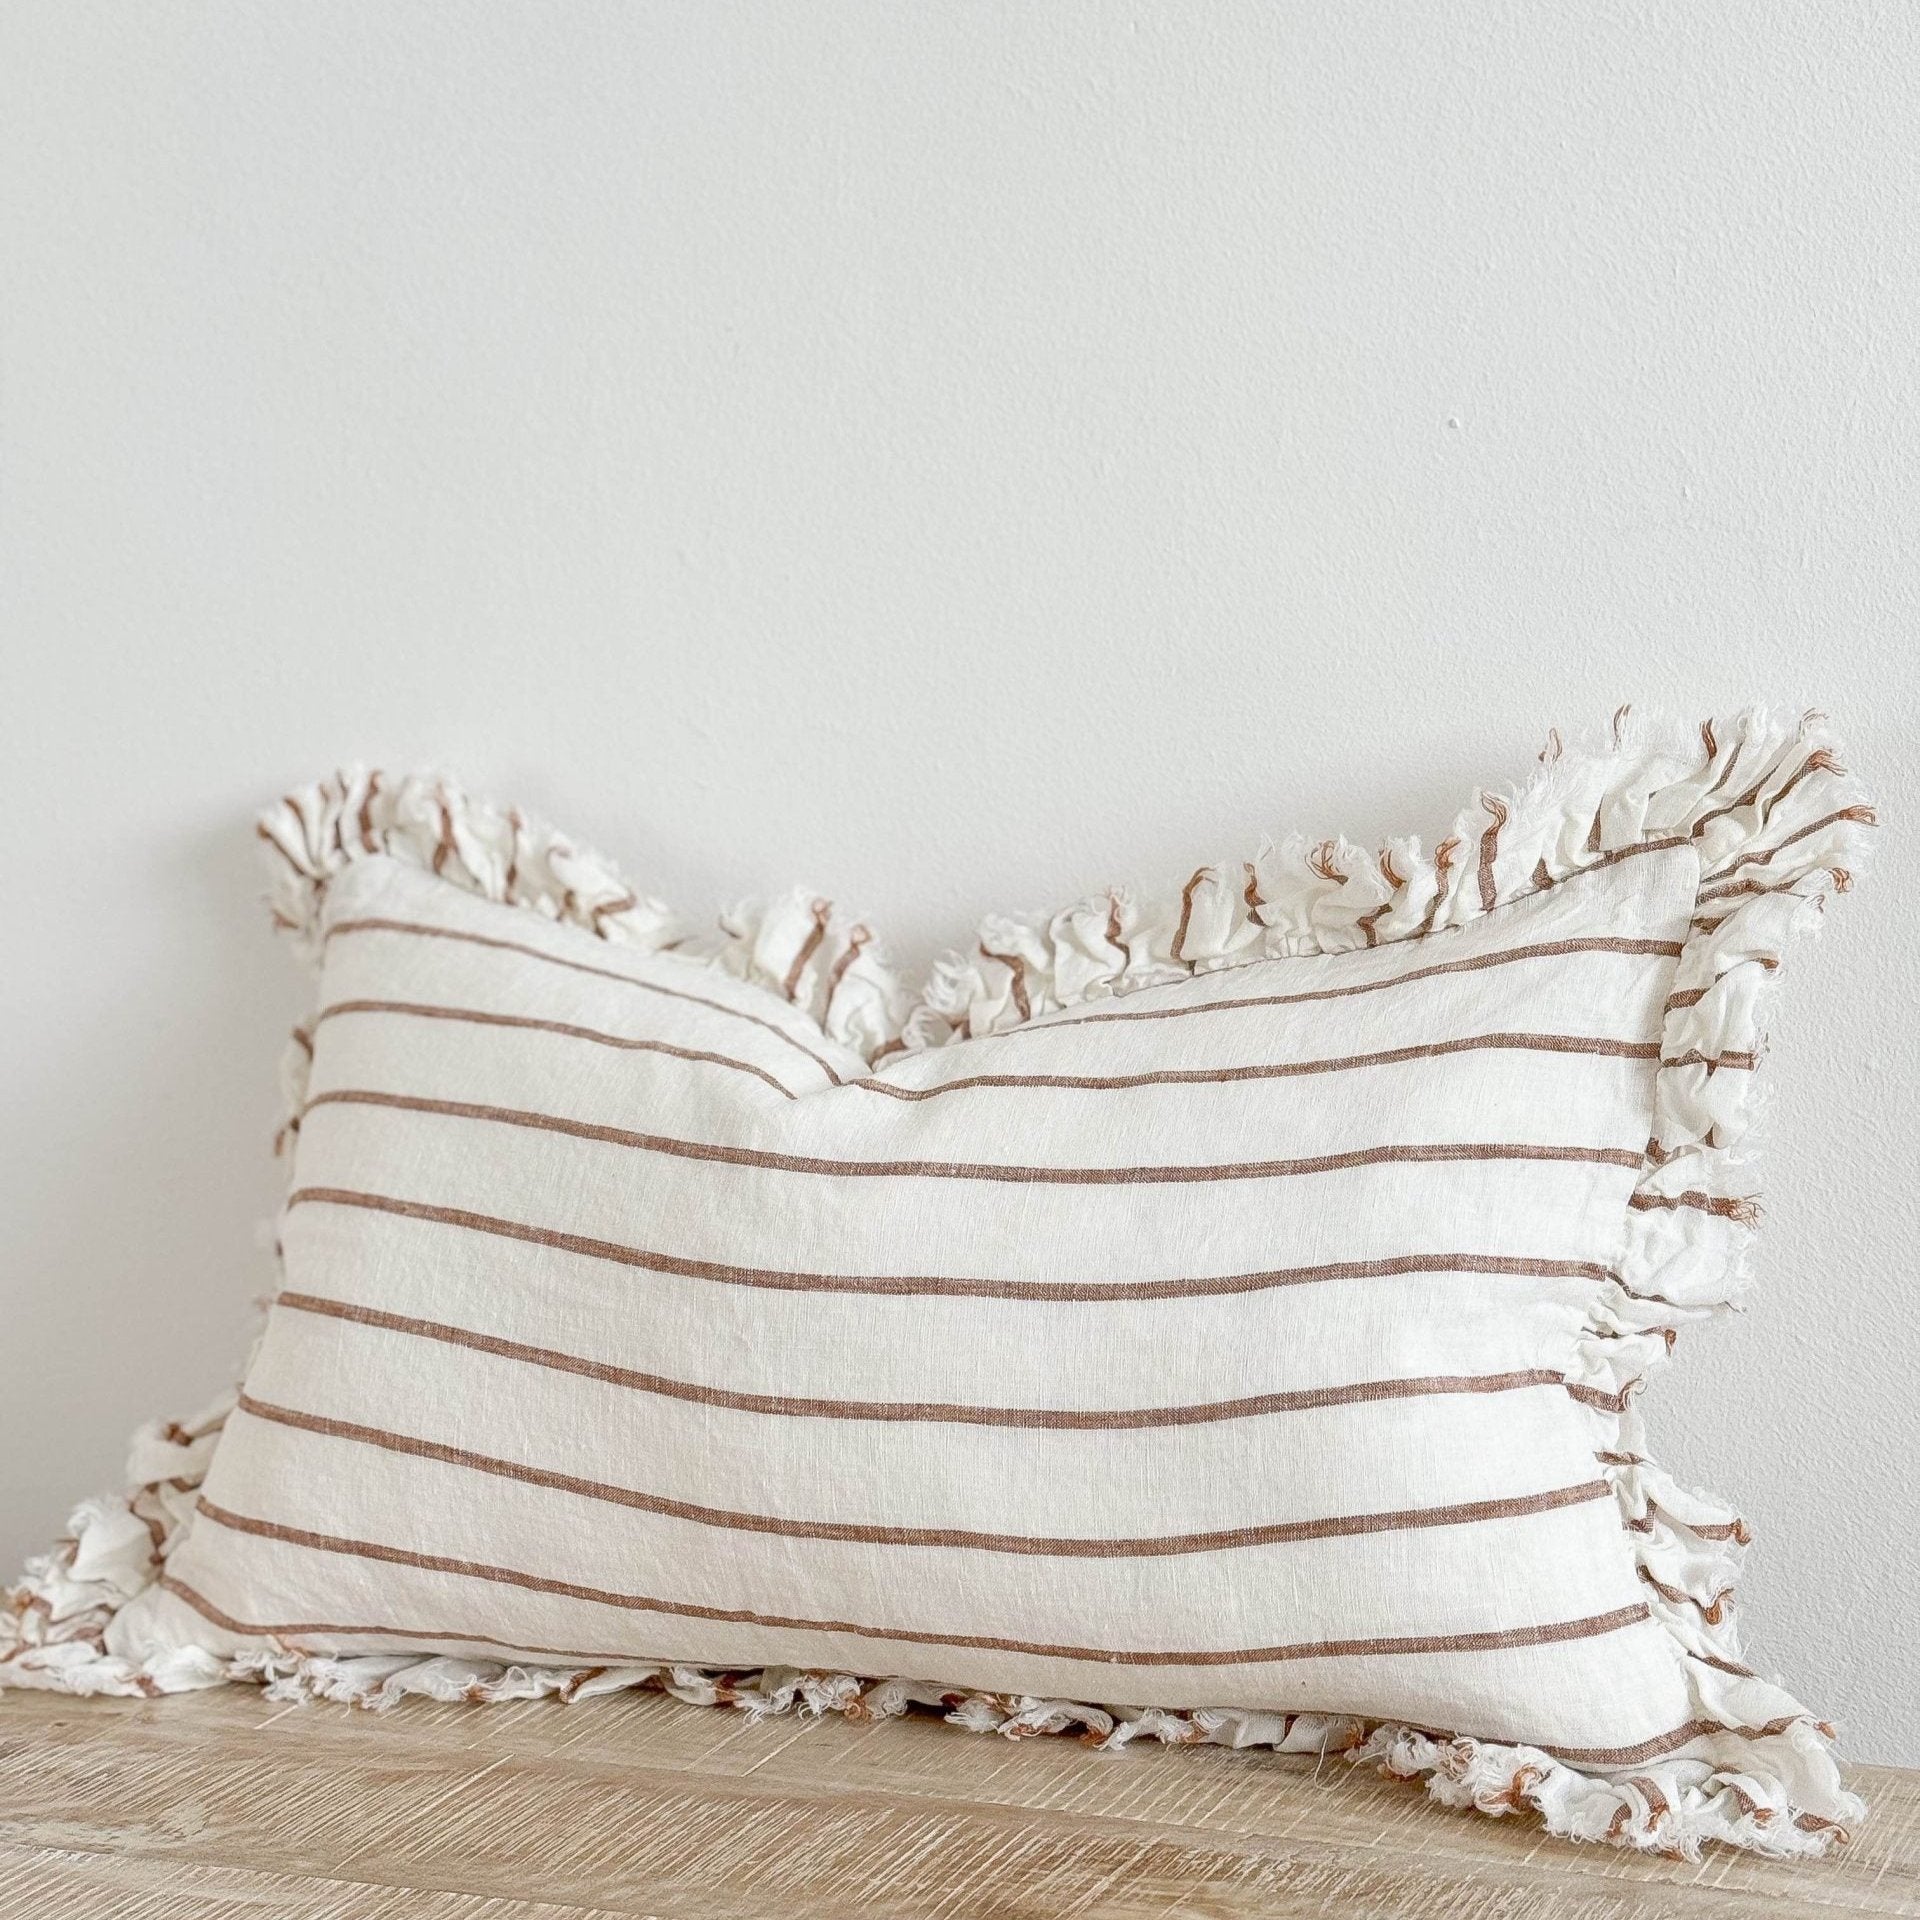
(6, 709), (1875, 1858)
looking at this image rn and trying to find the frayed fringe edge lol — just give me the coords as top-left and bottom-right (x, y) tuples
(0, 1624), (1861, 1860)
(1, 709), (1878, 1863)
(255, 769), (907, 1062)
(887, 706), (1876, 1775)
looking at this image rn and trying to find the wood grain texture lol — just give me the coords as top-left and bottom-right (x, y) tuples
(0, 1688), (1913, 1918)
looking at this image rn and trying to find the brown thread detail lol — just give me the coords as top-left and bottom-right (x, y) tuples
(1703, 734), (1746, 803)
(1477, 793), (1508, 912)
(978, 942), (1032, 1024)
(255, 820), (307, 880)
(1693, 747), (1842, 841)
(1696, 873), (1836, 907)
(1171, 869), (1211, 965)
(1537, 834), (1694, 893)
(782, 900), (832, 1001)
(1691, 773), (1767, 839)
(275, 1292), (1573, 1431)
(1637, 1566), (1734, 1623)
(852, 1031), (1661, 1100)
(1700, 805), (1877, 885)
(1495, 1763), (1544, 1810)
(1308, 841), (1347, 885)
(503, 807), (523, 903)
(187, 1504), (1652, 1669)
(1104, 893), (1132, 972)
(1628, 1190), (1761, 1224)
(1243, 862), (1266, 918)
(1004, 936), (1684, 1038)
(1641, 1500), (1751, 1546)
(234, 1394), (1611, 1559)
(432, 791), (457, 876)
(1547, 1716), (1807, 1770)
(1766, 747), (1842, 822)
(301, 1089), (1646, 1186)
(823, 927), (872, 1024)
(1531, 858), (1553, 892)
(358, 773), (381, 854)
(1358, 847), (1407, 947)
(1564, 1382), (1634, 1413)
(1417, 837), (1461, 936)
(313, 1001), (799, 1097)
(326, 916), (843, 1085)
(160, 1575), (677, 1666)
(589, 892), (638, 936)
(1795, 1811), (1847, 1836)
(284, 1189), (1613, 1303)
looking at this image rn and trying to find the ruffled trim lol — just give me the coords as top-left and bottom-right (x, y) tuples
(908, 706), (1869, 1050)
(3, 712), (1876, 1860)
(2, 1394), (234, 1697)
(0, 1579), (1849, 1861)
(254, 767), (907, 1062)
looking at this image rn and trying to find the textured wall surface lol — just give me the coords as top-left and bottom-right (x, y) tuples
(3, 4), (1915, 1759)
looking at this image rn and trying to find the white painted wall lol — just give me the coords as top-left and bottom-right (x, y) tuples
(3, 3), (1915, 1760)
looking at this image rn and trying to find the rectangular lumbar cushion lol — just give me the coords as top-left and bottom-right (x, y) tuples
(1, 709), (1875, 1859)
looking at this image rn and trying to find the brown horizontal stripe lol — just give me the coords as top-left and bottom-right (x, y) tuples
(302, 1089), (1646, 1185)
(327, 915), (845, 1084)
(286, 1188), (1615, 1302)
(278, 1292), (1575, 1429)
(1699, 805), (1876, 885)
(190, 1500), (1652, 1668)
(1659, 1049), (1759, 1072)
(235, 1394), (1613, 1558)
(1547, 832), (1694, 877)
(317, 1001), (1669, 1101)
(1695, 875), (1819, 907)
(1628, 1189), (1759, 1222)
(1637, 1566), (1734, 1623)
(998, 935), (1684, 1039)
(159, 1575), (671, 1666)
(162, 1572), (1776, 1775)
(1624, 1502), (1751, 1546)
(857, 1030), (1662, 1099)
(1563, 1382), (1635, 1414)
(314, 1000), (799, 1098)
(1544, 1714), (1809, 1770)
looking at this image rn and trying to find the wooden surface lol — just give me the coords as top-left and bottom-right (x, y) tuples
(0, 1687), (1914, 1919)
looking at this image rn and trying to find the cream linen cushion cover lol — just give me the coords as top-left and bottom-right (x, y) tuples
(1, 710), (1875, 1858)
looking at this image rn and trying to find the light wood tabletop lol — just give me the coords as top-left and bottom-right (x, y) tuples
(0, 1685), (1912, 1918)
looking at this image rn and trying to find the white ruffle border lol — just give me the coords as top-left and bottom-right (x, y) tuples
(2, 708), (1876, 1860)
